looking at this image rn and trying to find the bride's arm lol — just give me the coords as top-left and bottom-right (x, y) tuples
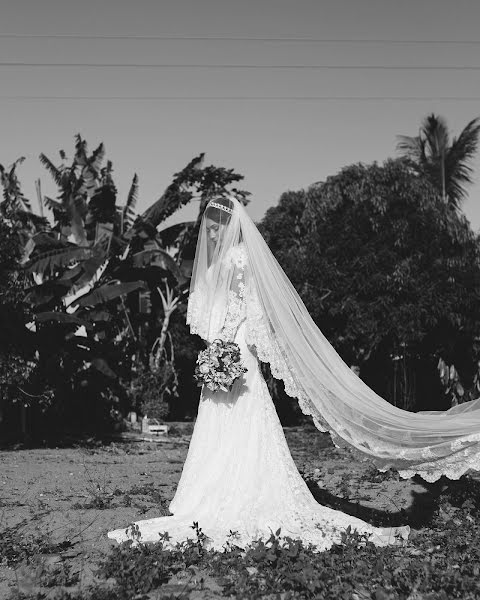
(219, 246), (247, 343)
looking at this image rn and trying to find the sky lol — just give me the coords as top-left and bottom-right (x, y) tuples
(1, 0), (480, 232)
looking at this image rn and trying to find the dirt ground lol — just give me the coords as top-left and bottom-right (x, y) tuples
(0, 424), (436, 598)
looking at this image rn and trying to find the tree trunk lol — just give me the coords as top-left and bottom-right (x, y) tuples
(20, 403), (31, 445)
(388, 347), (416, 411)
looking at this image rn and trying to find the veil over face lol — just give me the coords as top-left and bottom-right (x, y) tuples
(187, 195), (480, 482)
(187, 197), (243, 342)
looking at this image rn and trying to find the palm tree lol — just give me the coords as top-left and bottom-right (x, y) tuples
(397, 113), (480, 210)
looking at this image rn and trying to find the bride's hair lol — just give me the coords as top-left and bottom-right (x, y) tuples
(206, 197), (234, 225)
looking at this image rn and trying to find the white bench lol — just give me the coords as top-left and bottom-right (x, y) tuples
(141, 416), (169, 436)
(148, 423), (169, 435)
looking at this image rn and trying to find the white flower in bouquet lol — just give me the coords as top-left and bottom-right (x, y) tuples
(194, 339), (247, 393)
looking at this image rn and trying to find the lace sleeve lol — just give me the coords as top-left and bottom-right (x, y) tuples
(219, 245), (247, 342)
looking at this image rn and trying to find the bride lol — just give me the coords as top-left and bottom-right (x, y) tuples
(109, 195), (480, 551)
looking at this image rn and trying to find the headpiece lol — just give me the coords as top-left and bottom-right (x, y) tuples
(207, 201), (234, 214)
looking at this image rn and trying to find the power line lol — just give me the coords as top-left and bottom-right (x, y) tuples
(1, 62), (480, 70)
(0, 33), (480, 44)
(2, 95), (480, 101)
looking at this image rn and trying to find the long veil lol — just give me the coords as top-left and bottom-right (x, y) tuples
(187, 196), (480, 482)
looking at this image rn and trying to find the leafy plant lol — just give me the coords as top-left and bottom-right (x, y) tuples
(95, 505), (480, 600)
(0, 519), (73, 568)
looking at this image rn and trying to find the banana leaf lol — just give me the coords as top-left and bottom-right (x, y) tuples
(139, 154), (205, 230)
(157, 221), (195, 248)
(44, 196), (67, 220)
(24, 246), (93, 276)
(25, 281), (72, 307)
(75, 280), (146, 307)
(132, 249), (185, 283)
(39, 154), (63, 187)
(58, 264), (84, 282)
(35, 311), (93, 330)
(122, 173), (138, 232)
(179, 259), (194, 279)
(92, 357), (117, 379)
(83, 309), (112, 322)
(31, 231), (65, 250)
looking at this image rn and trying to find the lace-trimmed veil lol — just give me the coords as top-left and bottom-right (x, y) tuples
(187, 196), (480, 481)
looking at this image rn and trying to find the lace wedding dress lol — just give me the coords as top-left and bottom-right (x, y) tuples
(108, 243), (409, 551)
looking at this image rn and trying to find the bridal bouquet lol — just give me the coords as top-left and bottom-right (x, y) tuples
(194, 339), (247, 392)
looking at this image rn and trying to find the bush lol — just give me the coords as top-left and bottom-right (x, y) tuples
(126, 363), (172, 421)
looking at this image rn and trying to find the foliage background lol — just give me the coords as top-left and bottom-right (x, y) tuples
(260, 159), (480, 411)
(1, 139), (480, 442)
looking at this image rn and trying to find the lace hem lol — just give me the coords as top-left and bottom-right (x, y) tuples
(396, 441), (480, 482)
(186, 288), (205, 338)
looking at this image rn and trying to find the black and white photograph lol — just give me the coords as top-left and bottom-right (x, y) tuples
(1, 1), (480, 598)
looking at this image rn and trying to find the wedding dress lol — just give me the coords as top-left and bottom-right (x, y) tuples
(108, 206), (409, 550)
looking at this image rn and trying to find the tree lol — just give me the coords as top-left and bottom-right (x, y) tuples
(261, 159), (480, 410)
(259, 190), (309, 293)
(397, 113), (480, 210)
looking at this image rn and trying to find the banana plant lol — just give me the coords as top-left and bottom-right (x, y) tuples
(0, 158), (48, 262)
(3, 139), (142, 383)
(2, 141), (251, 430)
